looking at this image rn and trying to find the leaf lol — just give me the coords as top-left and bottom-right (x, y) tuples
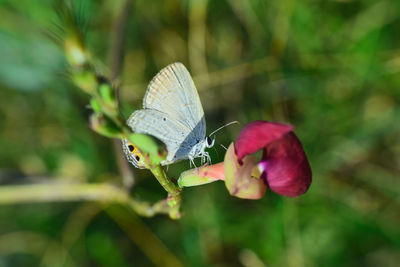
(128, 134), (168, 167)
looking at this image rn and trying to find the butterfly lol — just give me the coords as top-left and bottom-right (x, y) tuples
(123, 62), (214, 168)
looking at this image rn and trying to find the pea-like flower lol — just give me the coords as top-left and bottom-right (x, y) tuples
(178, 121), (312, 200)
(225, 121), (312, 199)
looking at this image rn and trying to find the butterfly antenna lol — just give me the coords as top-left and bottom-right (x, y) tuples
(209, 121), (240, 137)
(220, 144), (228, 151)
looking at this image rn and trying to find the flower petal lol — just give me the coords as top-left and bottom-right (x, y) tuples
(263, 132), (311, 197)
(235, 121), (293, 162)
(224, 143), (267, 199)
(178, 162), (225, 187)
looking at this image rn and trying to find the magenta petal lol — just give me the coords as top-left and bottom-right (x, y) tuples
(235, 121), (294, 162)
(263, 132), (311, 197)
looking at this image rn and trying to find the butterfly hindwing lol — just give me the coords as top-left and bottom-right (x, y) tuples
(127, 109), (202, 163)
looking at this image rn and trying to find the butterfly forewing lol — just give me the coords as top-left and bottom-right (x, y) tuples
(143, 63), (206, 138)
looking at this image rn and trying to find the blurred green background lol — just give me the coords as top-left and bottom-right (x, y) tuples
(1, 0), (400, 266)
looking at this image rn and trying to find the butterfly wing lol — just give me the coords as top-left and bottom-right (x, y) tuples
(127, 109), (204, 164)
(143, 62), (206, 139)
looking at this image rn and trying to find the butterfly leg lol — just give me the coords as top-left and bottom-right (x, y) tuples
(192, 159), (197, 168)
(189, 155), (197, 169)
(204, 152), (211, 165)
(201, 155), (205, 165)
(199, 152), (211, 166)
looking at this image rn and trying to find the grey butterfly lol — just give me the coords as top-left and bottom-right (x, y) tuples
(122, 62), (214, 168)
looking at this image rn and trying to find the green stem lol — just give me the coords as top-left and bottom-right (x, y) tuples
(150, 165), (182, 219)
(0, 183), (170, 217)
(150, 165), (180, 195)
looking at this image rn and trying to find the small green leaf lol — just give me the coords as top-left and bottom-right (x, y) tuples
(178, 162), (225, 187)
(128, 134), (167, 166)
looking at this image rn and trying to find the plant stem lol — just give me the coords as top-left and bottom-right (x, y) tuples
(0, 183), (170, 217)
(151, 166), (180, 195)
(150, 165), (182, 219)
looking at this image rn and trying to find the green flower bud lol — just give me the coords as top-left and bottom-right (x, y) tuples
(90, 98), (102, 113)
(89, 113), (123, 138)
(64, 37), (88, 68)
(98, 83), (116, 106)
(96, 80), (118, 117)
(72, 70), (97, 94)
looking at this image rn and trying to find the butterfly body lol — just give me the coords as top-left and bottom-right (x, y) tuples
(123, 62), (213, 168)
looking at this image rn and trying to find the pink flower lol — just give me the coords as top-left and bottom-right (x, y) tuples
(225, 121), (312, 198)
(178, 120), (312, 199)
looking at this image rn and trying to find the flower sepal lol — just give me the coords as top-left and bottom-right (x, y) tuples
(224, 143), (267, 199)
(178, 162), (225, 188)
